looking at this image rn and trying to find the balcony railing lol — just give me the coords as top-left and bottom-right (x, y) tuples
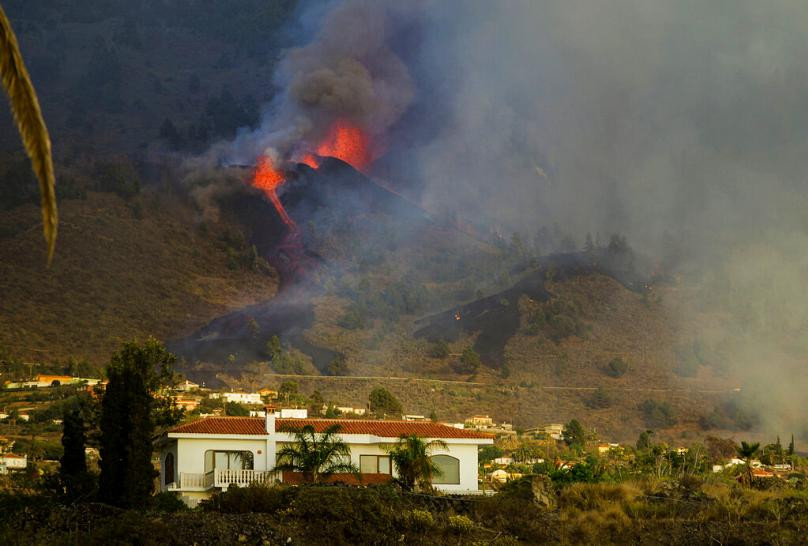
(214, 468), (280, 489)
(168, 469), (280, 491)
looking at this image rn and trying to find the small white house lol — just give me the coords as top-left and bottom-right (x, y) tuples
(176, 380), (200, 392)
(210, 392), (263, 405)
(159, 411), (493, 506)
(250, 408), (308, 419)
(0, 453), (27, 472)
(493, 456), (514, 466)
(336, 407), (366, 416)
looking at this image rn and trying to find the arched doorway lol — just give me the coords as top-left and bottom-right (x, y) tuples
(164, 452), (175, 485)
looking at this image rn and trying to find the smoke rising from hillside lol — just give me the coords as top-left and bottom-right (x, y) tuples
(407, 0), (808, 438)
(214, 0), (808, 438)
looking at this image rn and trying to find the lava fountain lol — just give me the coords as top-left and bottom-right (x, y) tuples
(313, 119), (372, 173)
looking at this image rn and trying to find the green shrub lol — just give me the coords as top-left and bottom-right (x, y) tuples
(586, 387), (613, 409)
(639, 399), (677, 428)
(288, 486), (408, 544)
(428, 340), (450, 358)
(202, 484), (293, 514)
(606, 358), (628, 377)
(152, 491), (188, 512)
(408, 509), (434, 531)
(448, 514), (474, 534)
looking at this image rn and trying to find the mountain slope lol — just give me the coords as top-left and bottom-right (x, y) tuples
(0, 191), (278, 364)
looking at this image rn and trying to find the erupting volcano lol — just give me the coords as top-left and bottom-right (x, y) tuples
(299, 120), (372, 173)
(251, 156), (295, 228)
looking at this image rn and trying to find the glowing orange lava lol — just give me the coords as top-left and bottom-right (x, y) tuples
(315, 120), (371, 172)
(300, 153), (321, 169)
(252, 155), (295, 227)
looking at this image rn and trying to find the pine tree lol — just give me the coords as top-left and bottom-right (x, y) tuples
(60, 404), (87, 497)
(99, 338), (176, 508)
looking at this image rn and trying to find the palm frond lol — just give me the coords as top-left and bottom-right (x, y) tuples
(0, 7), (57, 264)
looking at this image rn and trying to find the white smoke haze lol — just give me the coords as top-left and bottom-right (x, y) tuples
(407, 0), (808, 437)
(208, 0), (808, 438)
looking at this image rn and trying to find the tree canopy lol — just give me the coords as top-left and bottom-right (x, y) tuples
(368, 387), (402, 418)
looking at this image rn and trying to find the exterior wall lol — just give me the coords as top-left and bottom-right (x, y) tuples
(275, 440), (482, 493)
(210, 393), (262, 404)
(176, 436), (271, 475)
(0, 455), (27, 469)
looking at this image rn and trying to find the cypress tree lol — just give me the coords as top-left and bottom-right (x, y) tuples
(60, 404), (87, 497)
(99, 338), (176, 508)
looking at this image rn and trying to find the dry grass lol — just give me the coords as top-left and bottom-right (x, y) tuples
(0, 191), (277, 364)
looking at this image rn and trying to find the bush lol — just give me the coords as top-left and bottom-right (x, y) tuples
(225, 402), (250, 416)
(452, 347), (481, 374)
(338, 306), (366, 330)
(428, 340), (450, 358)
(368, 387), (402, 418)
(271, 349), (310, 375)
(586, 387), (613, 409)
(606, 358), (628, 377)
(639, 399), (677, 428)
(474, 484), (556, 542)
(448, 514), (474, 534)
(202, 484), (293, 513)
(288, 486), (409, 544)
(152, 491), (188, 512)
(408, 509), (434, 531)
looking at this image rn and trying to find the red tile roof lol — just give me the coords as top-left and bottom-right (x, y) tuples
(170, 417), (267, 435)
(169, 417), (493, 439)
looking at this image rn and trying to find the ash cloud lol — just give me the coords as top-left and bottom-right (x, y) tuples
(222, 0), (416, 164)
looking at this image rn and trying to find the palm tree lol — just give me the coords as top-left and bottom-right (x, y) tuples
(387, 435), (448, 492)
(0, 6), (57, 263)
(274, 424), (358, 483)
(736, 441), (760, 486)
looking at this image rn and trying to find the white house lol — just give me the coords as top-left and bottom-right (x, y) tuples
(159, 410), (493, 507)
(0, 453), (27, 473)
(250, 408), (308, 419)
(209, 392), (263, 405)
(176, 380), (200, 392)
(336, 407), (366, 416)
(493, 456), (514, 466)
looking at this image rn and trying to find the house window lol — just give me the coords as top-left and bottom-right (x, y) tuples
(204, 450), (254, 472)
(430, 455), (460, 484)
(359, 455), (391, 474)
(164, 453), (174, 485)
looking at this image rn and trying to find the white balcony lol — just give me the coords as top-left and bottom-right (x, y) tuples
(168, 469), (281, 492)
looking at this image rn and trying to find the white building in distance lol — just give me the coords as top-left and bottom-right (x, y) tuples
(209, 392), (263, 405)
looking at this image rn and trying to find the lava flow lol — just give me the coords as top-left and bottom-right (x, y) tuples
(314, 120), (372, 172)
(251, 155), (295, 228)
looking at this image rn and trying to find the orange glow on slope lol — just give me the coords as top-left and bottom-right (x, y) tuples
(252, 155), (295, 227)
(300, 153), (321, 169)
(315, 120), (372, 172)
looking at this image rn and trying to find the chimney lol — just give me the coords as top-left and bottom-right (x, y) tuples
(265, 404), (276, 434)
